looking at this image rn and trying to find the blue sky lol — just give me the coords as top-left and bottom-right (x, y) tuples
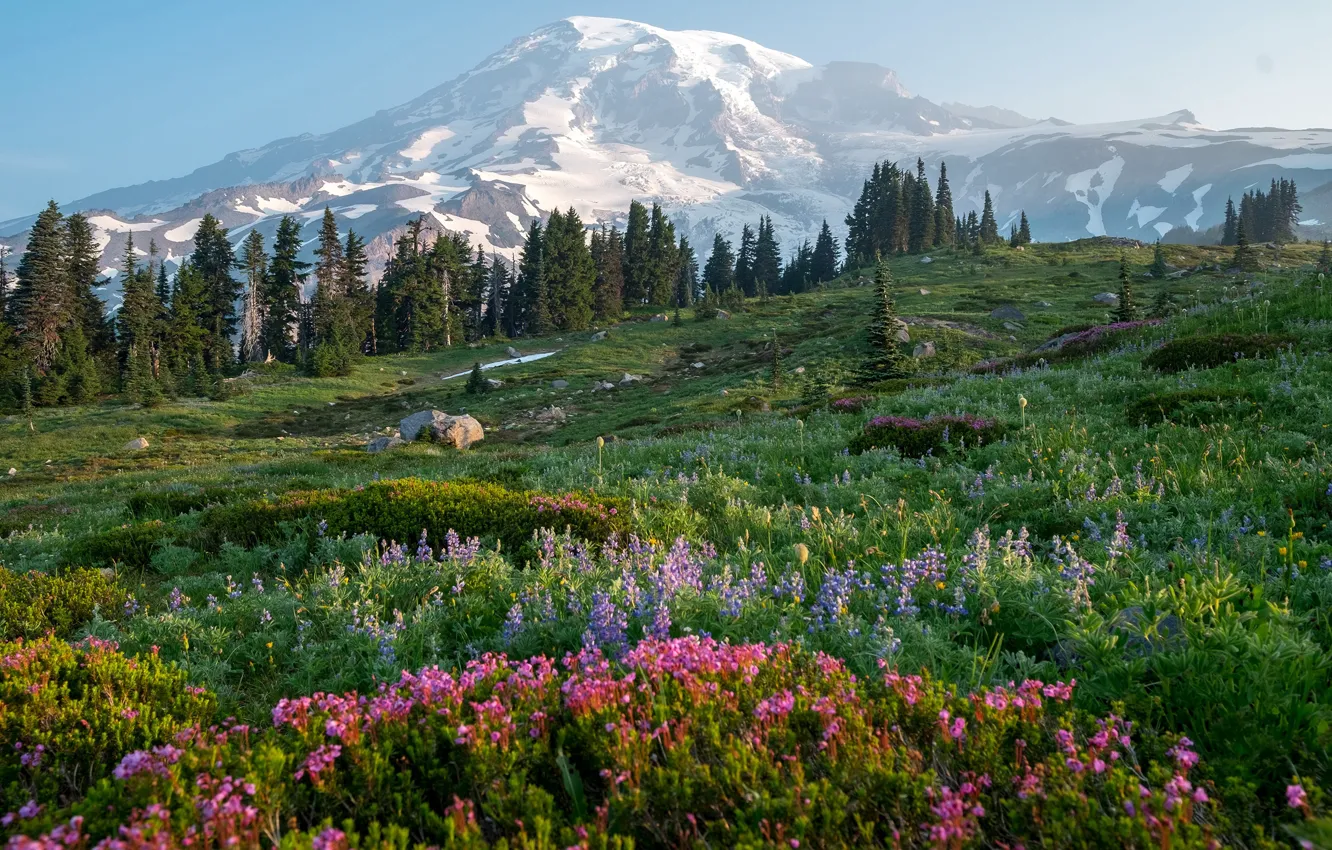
(1, 0), (1328, 220)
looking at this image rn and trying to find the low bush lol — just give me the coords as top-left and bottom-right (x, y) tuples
(199, 478), (628, 557)
(973, 320), (1161, 375)
(128, 486), (264, 519)
(1142, 333), (1296, 373)
(1126, 388), (1260, 425)
(850, 414), (1005, 457)
(0, 636), (215, 813)
(829, 395), (874, 413)
(4, 636), (1264, 849)
(62, 520), (173, 570)
(0, 567), (126, 640)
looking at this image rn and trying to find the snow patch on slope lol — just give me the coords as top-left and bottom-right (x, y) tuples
(1186, 184), (1212, 230)
(165, 218), (204, 243)
(1065, 157), (1125, 237)
(1158, 164), (1193, 194)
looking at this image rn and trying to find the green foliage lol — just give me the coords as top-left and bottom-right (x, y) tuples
(1125, 388), (1259, 425)
(64, 520), (173, 570)
(0, 567), (125, 640)
(1142, 333), (1296, 373)
(198, 478), (627, 557)
(850, 414), (1006, 457)
(0, 635), (216, 812)
(465, 362), (487, 395)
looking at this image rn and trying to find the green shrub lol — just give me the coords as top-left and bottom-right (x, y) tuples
(850, 414), (1006, 457)
(63, 520), (173, 570)
(198, 478), (628, 556)
(1142, 333), (1296, 373)
(127, 486), (264, 519)
(1126, 388), (1260, 425)
(0, 635), (215, 811)
(0, 567), (126, 640)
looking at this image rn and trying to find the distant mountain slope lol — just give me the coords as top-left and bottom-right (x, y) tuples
(3, 16), (1331, 311)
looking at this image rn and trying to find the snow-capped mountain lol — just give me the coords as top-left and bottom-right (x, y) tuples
(4, 16), (1332, 311)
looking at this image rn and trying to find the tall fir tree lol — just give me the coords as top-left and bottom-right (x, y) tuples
(190, 214), (239, 372)
(1017, 211), (1032, 246)
(63, 213), (112, 355)
(1232, 216), (1258, 271)
(265, 216), (307, 362)
(237, 230), (269, 363)
(752, 216), (782, 299)
(866, 261), (908, 379)
(1318, 240), (1332, 276)
(734, 224), (756, 297)
(646, 204), (679, 306)
(165, 262), (209, 395)
(811, 220), (840, 284)
(117, 232), (162, 395)
(515, 220), (549, 336)
(702, 233), (735, 295)
(1221, 198), (1238, 246)
(1150, 241), (1168, 278)
(543, 208), (596, 331)
(933, 162), (955, 248)
(621, 200), (651, 305)
(310, 208), (348, 348)
(13, 202), (68, 373)
(1113, 254), (1139, 322)
(674, 235), (698, 307)
(340, 230), (372, 354)
(591, 225), (625, 320)
(908, 158), (935, 253)
(979, 191), (999, 244)
(0, 246), (10, 326)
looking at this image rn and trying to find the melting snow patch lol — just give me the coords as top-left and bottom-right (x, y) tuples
(1158, 164), (1193, 194)
(165, 218), (204, 243)
(1154, 222), (1174, 237)
(1127, 200), (1166, 227)
(88, 215), (163, 234)
(1300, 218), (1322, 226)
(1185, 184), (1212, 230)
(339, 204), (378, 219)
(1065, 156), (1125, 237)
(402, 127), (456, 161)
(441, 351), (558, 380)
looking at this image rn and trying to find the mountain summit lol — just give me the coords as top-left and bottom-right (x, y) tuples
(4, 17), (1331, 309)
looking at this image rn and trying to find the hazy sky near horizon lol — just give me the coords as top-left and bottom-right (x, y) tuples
(1, 0), (1328, 220)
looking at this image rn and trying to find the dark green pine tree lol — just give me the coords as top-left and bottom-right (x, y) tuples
(1017, 211), (1032, 246)
(591, 225), (625, 320)
(933, 162), (955, 248)
(811, 220), (840, 284)
(515, 220), (549, 336)
(466, 361), (487, 395)
(164, 262), (209, 396)
(482, 254), (508, 338)
(908, 158), (935, 253)
(13, 202), (68, 374)
(237, 230), (269, 363)
(1232, 216), (1258, 271)
(463, 246), (488, 342)
(265, 216), (308, 362)
(734, 224), (756, 297)
(117, 232), (163, 401)
(310, 208), (346, 346)
(1150, 240), (1169, 278)
(543, 208), (596, 331)
(190, 215), (239, 373)
(0, 245), (10, 326)
(63, 213), (112, 355)
(979, 191), (999, 244)
(1221, 198), (1238, 246)
(780, 241), (814, 294)
(866, 261), (909, 379)
(622, 200), (651, 306)
(702, 233), (734, 296)
(674, 235), (697, 308)
(1150, 286), (1174, 318)
(340, 230), (372, 354)
(752, 216), (782, 300)
(1113, 254), (1139, 322)
(1317, 240), (1332, 276)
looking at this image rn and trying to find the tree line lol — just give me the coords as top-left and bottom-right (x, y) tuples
(1220, 179), (1302, 247)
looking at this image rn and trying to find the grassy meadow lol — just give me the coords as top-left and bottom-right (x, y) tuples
(3, 237), (1332, 849)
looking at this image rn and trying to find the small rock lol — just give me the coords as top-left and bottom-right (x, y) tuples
(619, 373), (641, 385)
(649, 313), (669, 322)
(920, 256), (934, 264)
(366, 436), (403, 453)
(691, 362), (705, 369)
(590, 331), (608, 342)
(794, 366), (806, 375)
(719, 389), (729, 396)
(552, 379), (570, 389)
(913, 342), (937, 358)
(485, 378), (504, 389)
(893, 319), (910, 344)
(1003, 321), (1024, 332)
(536, 406), (567, 424)
(1093, 292), (1120, 305)
(400, 371), (408, 377)
(990, 306), (1026, 321)
(715, 309), (732, 320)
(506, 346), (522, 359)
(592, 381), (616, 392)
(124, 437), (150, 451)
(919, 288), (931, 295)
(7, 468), (15, 476)
(1034, 301), (1053, 309)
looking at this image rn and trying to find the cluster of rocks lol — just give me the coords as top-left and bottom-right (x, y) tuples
(367, 410), (485, 453)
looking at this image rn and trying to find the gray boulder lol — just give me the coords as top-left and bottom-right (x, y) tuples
(913, 342), (937, 358)
(649, 313), (669, 322)
(485, 378), (504, 389)
(715, 309), (732, 320)
(691, 362), (706, 369)
(124, 437), (150, 451)
(619, 373), (642, 385)
(919, 288), (931, 295)
(920, 256), (934, 264)
(990, 306), (1026, 321)
(1093, 292), (1120, 305)
(366, 436), (404, 454)
(429, 414), (485, 450)
(506, 346), (522, 359)
(590, 331), (608, 342)
(1003, 321), (1024, 332)
(552, 379), (570, 389)
(400, 410), (446, 441)
(592, 380), (616, 392)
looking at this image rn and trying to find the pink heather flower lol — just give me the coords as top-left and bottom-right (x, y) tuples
(312, 828), (348, 850)
(295, 744), (342, 782)
(1287, 784), (1309, 810)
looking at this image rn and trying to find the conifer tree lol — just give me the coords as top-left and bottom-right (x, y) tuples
(622, 201), (651, 305)
(1017, 211), (1032, 246)
(1150, 240), (1168, 278)
(702, 233), (734, 295)
(13, 201), (67, 373)
(1318, 240), (1332, 276)
(591, 225), (625, 320)
(265, 216), (307, 362)
(674, 235), (698, 307)
(64, 213), (111, 355)
(311, 208), (348, 348)
(734, 225), (756, 297)
(811, 220), (840, 283)
(979, 191), (999, 244)
(908, 159), (935, 253)
(646, 204), (679, 306)
(515, 220), (549, 336)
(483, 254), (509, 338)
(237, 230), (268, 363)
(933, 162), (955, 248)
(117, 232), (164, 399)
(1150, 286), (1174, 318)
(1232, 216), (1258, 271)
(466, 361), (487, 395)
(866, 261), (909, 379)
(190, 215), (239, 372)
(0, 246), (10, 326)
(752, 216), (782, 299)
(1113, 254), (1139, 322)
(543, 208), (595, 331)
(341, 230), (372, 353)
(1221, 198), (1238, 246)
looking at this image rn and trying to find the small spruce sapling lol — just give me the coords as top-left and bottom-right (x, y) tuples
(1113, 253), (1139, 322)
(466, 362), (487, 395)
